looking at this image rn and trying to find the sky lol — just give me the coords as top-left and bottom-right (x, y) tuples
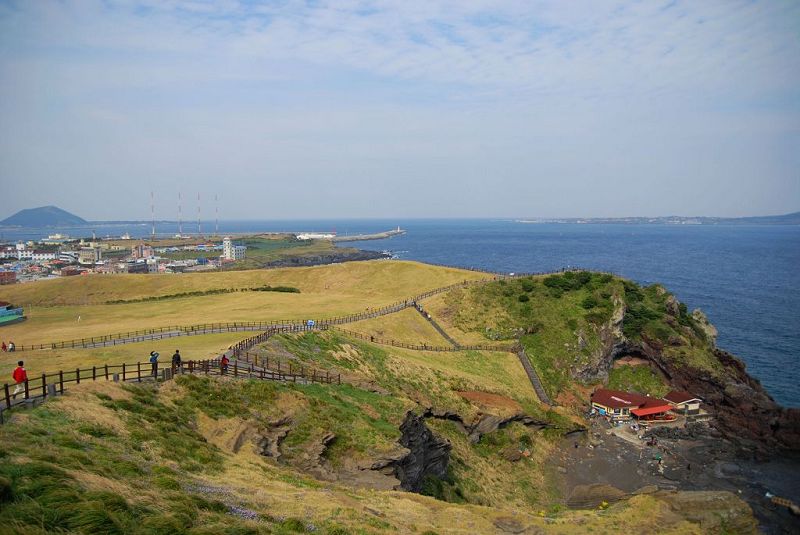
(0, 0), (798, 221)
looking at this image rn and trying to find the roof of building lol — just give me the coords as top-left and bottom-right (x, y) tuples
(664, 390), (702, 404)
(591, 388), (651, 409)
(631, 404), (674, 417)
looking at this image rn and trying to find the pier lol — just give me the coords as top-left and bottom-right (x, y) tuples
(331, 228), (406, 243)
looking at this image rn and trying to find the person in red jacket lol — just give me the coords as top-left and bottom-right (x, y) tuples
(220, 355), (230, 375)
(12, 360), (27, 399)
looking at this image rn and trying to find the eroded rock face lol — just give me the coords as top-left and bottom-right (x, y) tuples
(255, 416), (293, 459)
(391, 412), (452, 492)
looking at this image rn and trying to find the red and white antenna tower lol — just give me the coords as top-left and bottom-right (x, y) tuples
(150, 191), (155, 237)
(197, 193), (201, 236)
(178, 192), (183, 237)
(215, 194), (219, 236)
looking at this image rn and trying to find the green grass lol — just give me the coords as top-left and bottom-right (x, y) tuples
(443, 272), (726, 398)
(607, 365), (669, 397)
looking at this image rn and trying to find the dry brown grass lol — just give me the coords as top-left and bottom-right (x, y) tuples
(0, 261), (488, 345)
(346, 307), (450, 346)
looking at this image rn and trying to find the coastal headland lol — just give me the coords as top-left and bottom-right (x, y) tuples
(0, 260), (797, 533)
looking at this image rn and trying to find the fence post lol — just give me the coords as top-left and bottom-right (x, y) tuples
(137, 362), (142, 382)
(42, 373), (47, 398)
(4, 383), (10, 409)
(76, 368), (80, 384)
(234, 361), (238, 377)
(122, 363), (126, 382)
(59, 370), (64, 393)
(104, 365), (109, 380)
(24, 379), (29, 400)
(93, 366), (97, 381)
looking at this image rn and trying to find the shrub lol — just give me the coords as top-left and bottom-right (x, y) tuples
(520, 278), (535, 292)
(518, 294), (529, 303)
(581, 295), (598, 309)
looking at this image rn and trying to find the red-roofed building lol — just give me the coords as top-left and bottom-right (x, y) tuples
(664, 390), (702, 415)
(590, 388), (676, 421)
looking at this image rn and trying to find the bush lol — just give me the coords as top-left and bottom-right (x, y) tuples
(518, 294), (529, 303)
(520, 278), (535, 292)
(581, 295), (598, 309)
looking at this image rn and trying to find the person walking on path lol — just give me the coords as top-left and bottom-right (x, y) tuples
(8, 341), (14, 352)
(220, 354), (229, 375)
(1, 342), (6, 352)
(11, 361), (27, 399)
(149, 351), (159, 377)
(172, 349), (182, 373)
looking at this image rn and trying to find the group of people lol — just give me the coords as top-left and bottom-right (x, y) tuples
(1, 341), (16, 352)
(147, 349), (230, 375)
(148, 349), (184, 375)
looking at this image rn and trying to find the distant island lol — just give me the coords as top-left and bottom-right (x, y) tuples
(0, 206), (87, 227)
(517, 211), (800, 225)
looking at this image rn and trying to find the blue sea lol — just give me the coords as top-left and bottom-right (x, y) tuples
(2, 219), (798, 407)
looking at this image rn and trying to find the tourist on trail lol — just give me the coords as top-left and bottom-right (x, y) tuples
(220, 354), (230, 375)
(8, 341), (14, 352)
(1, 342), (6, 352)
(11, 361), (27, 399)
(172, 349), (182, 372)
(149, 351), (159, 376)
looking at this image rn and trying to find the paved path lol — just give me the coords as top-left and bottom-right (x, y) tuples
(516, 347), (554, 406)
(412, 306), (462, 348)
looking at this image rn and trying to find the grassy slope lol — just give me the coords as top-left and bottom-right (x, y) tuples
(269, 332), (540, 417)
(344, 307), (451, 346)
(437, 272), (722, 400)
(0, 333), (247, 383)
(0, 261), (488, 344)
(0, 378), (755, 534)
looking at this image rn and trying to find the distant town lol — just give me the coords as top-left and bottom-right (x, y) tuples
(0, 233), (256, 284)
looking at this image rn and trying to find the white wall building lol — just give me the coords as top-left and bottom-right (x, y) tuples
(222, 237), (246, 261)
(32, 251), (57, 262)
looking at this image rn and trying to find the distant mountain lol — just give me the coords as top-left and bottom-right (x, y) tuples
(517, 211), (800, 226)
(0, 206), (88, 227)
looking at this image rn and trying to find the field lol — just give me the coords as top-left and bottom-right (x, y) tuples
(0, 260), (759, 534)
(345, 307), (450, 346)
(0, 261), (488, 345)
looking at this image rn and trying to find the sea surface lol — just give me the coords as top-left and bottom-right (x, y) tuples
(2, 219), (798, 407)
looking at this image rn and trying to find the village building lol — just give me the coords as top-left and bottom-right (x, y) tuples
(78, 247), (102, 266)
(222, 236), (246, 261)
(590, 388), (675, 422)
(664, 390), (702, 416)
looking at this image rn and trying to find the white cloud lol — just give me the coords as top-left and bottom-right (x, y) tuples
(0, 0), (798, 219)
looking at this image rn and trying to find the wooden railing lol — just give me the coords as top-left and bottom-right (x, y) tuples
(0, 355), (339, 423)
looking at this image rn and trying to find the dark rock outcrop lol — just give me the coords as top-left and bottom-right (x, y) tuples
(422, 407), (555, 443)
(391, 412), (452, 492)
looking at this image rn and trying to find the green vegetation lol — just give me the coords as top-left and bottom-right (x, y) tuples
(106, 285), (300, 304)
(442, 271), (723, 399)
(607, 365), (669, 397)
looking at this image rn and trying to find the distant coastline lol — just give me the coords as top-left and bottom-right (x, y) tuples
(516, 211), (800, 226)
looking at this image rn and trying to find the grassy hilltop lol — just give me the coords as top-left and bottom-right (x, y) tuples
(0, 261), (759, 534)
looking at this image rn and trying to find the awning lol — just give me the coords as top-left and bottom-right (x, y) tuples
(631, 405), (673, 417)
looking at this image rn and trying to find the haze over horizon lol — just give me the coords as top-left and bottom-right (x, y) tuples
(1, 1), (799, 221)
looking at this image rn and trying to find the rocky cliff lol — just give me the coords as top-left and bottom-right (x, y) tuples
(579, 290), (800, 453)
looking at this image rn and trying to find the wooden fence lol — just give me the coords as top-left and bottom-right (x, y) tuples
(0, 355), (339, 423)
